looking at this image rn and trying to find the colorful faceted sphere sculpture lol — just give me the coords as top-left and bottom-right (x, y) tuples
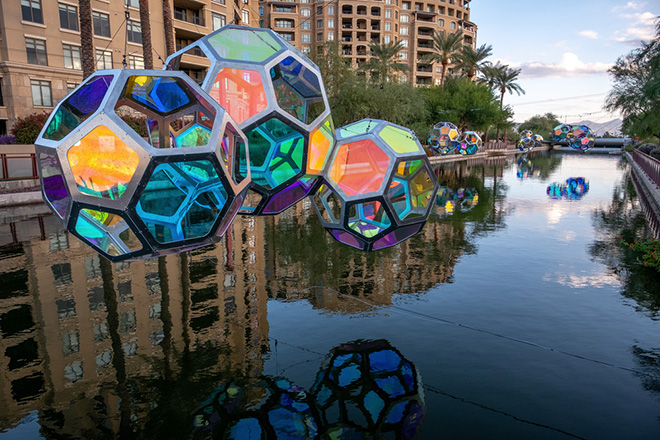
(312, 119), (439, 251)
(547, 177), (590, 200)
(428, 122), (460, 155)
(553, 124), (572, 142)
(35, 70), (250, 262)
(310, 340), (425, 438)
(567, 125), (594, 151)
(165, 25), (334, 215)
(518, 130), (542, 152)
(458, 131), (482, 155)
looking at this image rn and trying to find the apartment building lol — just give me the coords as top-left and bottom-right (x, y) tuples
(260, 0), (477, 85)
(0, 0), (259, 134)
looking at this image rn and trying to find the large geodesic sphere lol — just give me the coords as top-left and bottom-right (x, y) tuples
(428, 122), (460, 155)
(458, 131), (481, 155)
(190, 376), (318, 439)
(567, 125), (594, 151)
(312, 119), (438, 251)
(553, 124), (572, 142)
(165, 25), (334, 215)
(36, 70), (250, 262)
(310, 340), (425, 438)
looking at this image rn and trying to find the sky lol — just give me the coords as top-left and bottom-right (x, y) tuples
(470, 0), (659, 125)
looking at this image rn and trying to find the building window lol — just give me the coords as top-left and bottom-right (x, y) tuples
(63, 44), (81, 69)
(93, 12), (111, 37)
(401, 26), (408, 35)
(439, 19), (444, 27)
(301, 8), (311, 17)
(450, 21), (456, 30)
(96, 49), (112, 70)
(317, 5), (323, 14)
(385, 9), (391, 18)
(242, 9), (249, 24)
(21, 0), (43, 24)
(385, 22), (391, 31)
(301, 0), (309, 3)
(31, 80), (52, 107)
(329, 5), (335, 14)
(258, 6), (263, 16)
(67, 82), (79, 93)
(125, 0), (139, 7)
(401, 14), (409, 22)
(212, 13), (226, 30)
(301, 33), (311, 43)
(384, 35), (391, 43)
(127, 19), (142, 44)
(328, 32), (334, 41)
(317, 32), (323, 41)
(278, 33), (293, 41)
(302, 46), (311, 54)
(276, 20), (293, 28)
(401, 38), (408, 47)
(301, 20), (311, 30)
(328, 18), (334, 28)
(400, 51), (408, 60)
(212, 0), (226, 3)
(317, 19), (323, 29)
(25, 38), (47, 66)
(128, 54), (144, 69)
(59, 3), (78, 31)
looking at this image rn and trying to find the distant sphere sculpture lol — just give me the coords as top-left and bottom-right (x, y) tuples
(312, 119), (438, 251)
(458, 131), (482, 155)
(310, 340), (425, 438)
(547, 177), (590, 200)
(35, 70), (250, 262)
(428, 122), (460, 155)
(553, 124), (572, 142)
(567, 125), (594, 151)
(165, 25), (334, 215)
(518, 131), (543, 152)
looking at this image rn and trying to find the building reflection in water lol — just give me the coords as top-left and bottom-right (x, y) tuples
(0, 159), (509, 438)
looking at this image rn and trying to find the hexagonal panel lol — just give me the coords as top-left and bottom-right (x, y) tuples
(348, 201), (391, 238)
(125, 75), (191, 115)
(388, 165), (434, 222)
(207, 27), (282, 62)
(329, 139), (391, 197)
(44, 75), (113, 141)
(244, 118), (305, 189)
(210, 68), (267, 125)
(273, 80), (305, 122)
(137, 160), (228, 243)
(308, 117), (335, 174)
(67, 125), (140, 199)
(39, 151), (70, 219)
(378, 125), (421, 154)
(75, 208), (142, 256)
(271, 56), (326, 124)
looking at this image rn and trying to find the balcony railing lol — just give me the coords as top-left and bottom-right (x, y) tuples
(174, 10), (205, 26)
(633, 149), (660, 190)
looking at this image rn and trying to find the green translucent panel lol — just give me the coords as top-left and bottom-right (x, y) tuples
(274, 81), (305, 122)
(379, 125), (421, 154)
(243, 118), (304, 189)
(394, 160), (423, 178)
(176, 124), (211, 148)
(388, 167), (434, 221)
(137, 161), (228, 243)
(339, 120), (377, 138)
(348, 201), (391, 238)
(208, 28), (282, 62)
(75, 209), (142, 256)
(410, 170), (434, 212)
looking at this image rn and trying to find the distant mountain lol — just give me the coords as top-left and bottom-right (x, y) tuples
(568, 119), (622, 136)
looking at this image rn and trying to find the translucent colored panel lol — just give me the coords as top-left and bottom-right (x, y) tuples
(207, 28), (282, 62)
(67, 125), (140, 199)
(329, 229), (365, 250)
(364, 391), (385, 423)
(348, 201), (391, 238)
(308, 118), (335, 174)
(137, 161), (228, 243)
(275, 56), (322, 99)
(262, 176), (317, 214)
(338, 120), (377, 138)
(210, 69), (267, 125)
(39, 152), (70, 219)
(368, 350), (402, 372)
(126, 76), (190, 114)
(306, 100), (326, 124)
(409, 169), (434, 215)
(378, 125), (420, 154)
(175, 124), (211, 148)
(147, 118), (161, 148)
(274, 80), (305, 122)
(238, 188), (263, 214)
(394, 159), (423, 178)
(388, 178), (412, 220)
(75, 209), (142, 256)
(329, 139), (391, 197)
(313, 184), (342, 225)
(217, 193), (244, 237)
(44, 75), (113, 141)
(372, 223), (422, 250)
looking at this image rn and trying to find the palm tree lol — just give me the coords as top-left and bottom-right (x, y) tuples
(359, 41), (408, 85)
(78, 0), (95, 78)
(162, 0), (175, 56)
(139, 0), (154, 69)
(420, 30), (463, 88)
(482, 63), (525, 140)
(456, 43), (492, 79)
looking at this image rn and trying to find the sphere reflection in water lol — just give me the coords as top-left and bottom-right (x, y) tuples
(310, 339), (425, 439)
(547, 177), (590, 200)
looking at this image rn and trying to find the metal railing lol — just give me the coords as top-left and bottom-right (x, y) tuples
(1, 153), (38, 180)
(632, 149), (660, 189)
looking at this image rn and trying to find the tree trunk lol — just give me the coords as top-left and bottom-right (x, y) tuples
(440, 60), (448, 89)
(139, 0), (153, 69)
(496, 88), (505, 141)
(162, 0), (175, 56)
(79, 0), (95, 78)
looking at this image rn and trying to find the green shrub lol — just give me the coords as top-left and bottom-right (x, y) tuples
(10, 112), (50, 144)
(117, 112), (148, 138)
(637, 143), (658, 154)
(650, 148), (660, 160)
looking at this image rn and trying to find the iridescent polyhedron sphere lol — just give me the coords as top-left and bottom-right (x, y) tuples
(547, 177), (590, 200)
(553, 124), (572, 142)
(310, 340), (425, 438)
(312, 119), (438, 251)
(568, 125), (594, 151)
(190, 376), (318, 439)
(458, 131), (482, 155)
(428, 122), (460, 155)
(165, 25), (334, 215)
(35, 70), (250, 262)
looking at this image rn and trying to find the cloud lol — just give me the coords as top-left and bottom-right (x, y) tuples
(613, 10), (658, 45)
(503, 53), (611, 78)
(612, 1), (647, 12)
(578, 30), (599, 39)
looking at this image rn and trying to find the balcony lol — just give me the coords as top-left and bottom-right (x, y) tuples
(174, 9), (205, 27)
(342, 21), (353, 29)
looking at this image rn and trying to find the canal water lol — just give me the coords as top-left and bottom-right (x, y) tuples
(0, 153), (658, 439)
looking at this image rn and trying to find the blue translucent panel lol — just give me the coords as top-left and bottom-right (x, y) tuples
(384, 401), (408, 424)
(75, 209), (142, 256)
(315, 384), (333, 407)
(226, 418), (262, 440)
(364, 391), (385, 424)
(400, 362), (415, 391)
(137, 160), (228, 243)
(127, 76), (190, 114)
(337, 364), (361, 387)
(275, 56), (322, 99)
(268, 407), (316, 439)
(375, 376), (406, 398)
(369, 350), (402, 372)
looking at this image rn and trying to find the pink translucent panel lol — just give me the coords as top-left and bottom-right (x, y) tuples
(210, 69), (267, 125)
(328, 139), (391, 197)
(330, 229), (365, 250)
(372, 223), (423, 250)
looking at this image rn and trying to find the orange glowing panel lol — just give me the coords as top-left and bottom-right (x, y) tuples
(307, 118), (334, 174)
(67, 125), (140, 199)
(329, 139), (391, 196)
(210, 68), (267, 125)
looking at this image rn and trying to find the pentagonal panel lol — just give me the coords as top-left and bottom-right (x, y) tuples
(273, 80), (305, 122)
(44, 75), (114, 141)
(67, 125), (140, 199)
(388, 168), (434, 222)
(125, 75), (191, 115)
(313, 184), (343, 225)
(137, 160), (228, 243)
(308, 117), (335, 175)
(329, 139), (391, 197)
(262, 176), (317, 214)
(207, 28), (282, 62)
(339, 120), (378, 138)
(348, 200), (391, 239)
(372, 223), (423, 250)
(210, 68), (267, 125)
(39, 151), (70, 219)
(329, 229), (366, 250)
(74, 208), (142, 256)
(378, 125), (421, 154)
(271, 56), (326, 124)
